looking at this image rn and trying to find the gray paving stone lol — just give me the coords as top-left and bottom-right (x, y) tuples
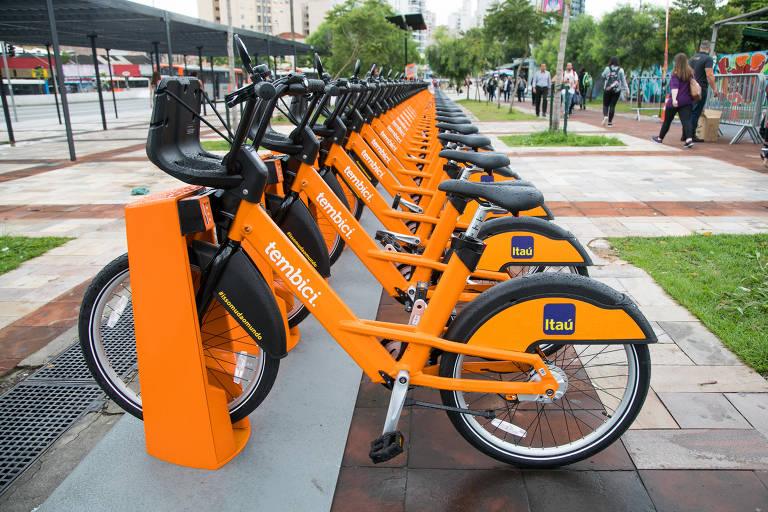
(649, 344), (695, 365)
(651, 365), (768, 393)
(659, 321), (742, 365)
(623, 429), (768, 469)
(657, 392), (752, 429)
(725, 393), (768, 438)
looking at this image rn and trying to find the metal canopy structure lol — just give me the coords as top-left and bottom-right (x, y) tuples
(0, 0), (313, 57)
(0, 0), (314, 161)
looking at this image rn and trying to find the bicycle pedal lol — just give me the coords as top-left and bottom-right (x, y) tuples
(369, 431), (405, 464)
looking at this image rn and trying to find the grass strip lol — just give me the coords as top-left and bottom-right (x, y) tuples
(610, 233), (768, 375)
(0, 236), (73, 276)
(456, 99), (539, 121)
(500, 130), (625, 147)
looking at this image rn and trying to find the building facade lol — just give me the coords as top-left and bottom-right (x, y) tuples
(197, 0), (335, 37)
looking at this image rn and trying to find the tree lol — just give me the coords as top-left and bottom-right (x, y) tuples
(669, 0), (741, 56)
(596, 4), (665, 76)
(484, 0), (554, 111)
(550, 0), (571, 131)
(426, 27), (492, 98)
(534, 14), (600, 82)
(307, 0), (421, 79)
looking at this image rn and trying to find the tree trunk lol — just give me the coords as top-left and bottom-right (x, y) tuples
(225, 0), (239, 127)
(550, 0), (571, 132)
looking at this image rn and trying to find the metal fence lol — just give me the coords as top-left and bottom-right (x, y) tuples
(705, 73), (766, 144)
(628, 76), (667, 119)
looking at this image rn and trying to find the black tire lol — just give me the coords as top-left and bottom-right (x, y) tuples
(438, 274), (651, 468)
(79, 253), (280, 423)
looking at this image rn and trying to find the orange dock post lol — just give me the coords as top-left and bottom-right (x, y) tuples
(125, 186), (250, 469)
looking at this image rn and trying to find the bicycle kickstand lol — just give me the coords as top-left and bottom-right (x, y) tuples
(369, 370), (408, 463)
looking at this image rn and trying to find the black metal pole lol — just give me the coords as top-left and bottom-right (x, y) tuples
(209, 56), (215, 100)
(164, 12), (173, 75)
(197, 46), (206, 115)
(45, 44), (61, 124)
(153, 42), (160, 72)
(184, 54), (188, 75)
(46, 0), (75, 160)
(293, 43), (297, 72)
(89, 35), (107, 130)
(0, 64), (14, 146)
(106, 48), (118, 119)
(404, 32), (407, 71)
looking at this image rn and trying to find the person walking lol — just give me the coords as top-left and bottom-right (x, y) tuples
(561, 62), (579, 116)
(579, 68), (592, 110)
(600, 56), (629, 127)
(532, 62), (551, 117)
(689, 41), (716, 142)
(505, 76), (513, 102)
(516, 76), (526, 102)
(651, 53), (695, 148)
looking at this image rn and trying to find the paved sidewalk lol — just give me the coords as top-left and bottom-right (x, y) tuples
(0, 93), (766, 510)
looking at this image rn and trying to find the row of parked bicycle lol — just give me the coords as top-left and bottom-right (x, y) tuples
(78, 35), (656, 468)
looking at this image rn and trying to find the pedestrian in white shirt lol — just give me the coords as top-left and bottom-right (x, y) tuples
(561, 62), (579, 116)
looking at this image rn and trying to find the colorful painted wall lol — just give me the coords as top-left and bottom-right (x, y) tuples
(716, 51), (768, 75)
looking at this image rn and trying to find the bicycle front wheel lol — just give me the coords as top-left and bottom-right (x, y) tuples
(79, 254), (279, 423)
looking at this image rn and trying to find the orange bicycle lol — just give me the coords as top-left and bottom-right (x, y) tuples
(79, 37), (655, 468)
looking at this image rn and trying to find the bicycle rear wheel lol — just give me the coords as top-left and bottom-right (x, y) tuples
(79, 254), (279, 423)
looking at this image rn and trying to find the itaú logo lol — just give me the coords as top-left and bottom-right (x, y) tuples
(543, 304), (575, 335)
(510, 236), (533, 259)
(264, 242), (321, 307)
(369, 138), (391, 164)
(360, 149), (384, 179)
(343, 165), (374, 201)
(315, 192), (356, 239)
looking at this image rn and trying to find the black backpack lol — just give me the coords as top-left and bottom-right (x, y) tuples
(605, 66), (621, 92)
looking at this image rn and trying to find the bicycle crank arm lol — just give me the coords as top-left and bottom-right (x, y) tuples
(404, 399), (495, 419)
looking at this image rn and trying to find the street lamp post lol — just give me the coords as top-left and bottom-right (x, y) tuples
(385, 13), (426, 78)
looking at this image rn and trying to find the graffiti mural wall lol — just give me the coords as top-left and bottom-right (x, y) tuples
(717, 51), (768, 75)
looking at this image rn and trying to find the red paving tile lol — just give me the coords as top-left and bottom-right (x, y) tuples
(0, 142), (146, 184)
(0, 204), (125, 220)
(547, 200), (768, 217)
(331, 467), (406, 512)
(549, 107), (768, 175)
(639, 470), (768, 512)
(0, 279), (90, 376)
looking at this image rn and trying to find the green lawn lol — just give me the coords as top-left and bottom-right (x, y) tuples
(201, 140), (232, 151)
(500, 130), (625, 147)
(456, 99), (539, 121)
(610, 234), (768, 376)
(0, 236), (72, 276)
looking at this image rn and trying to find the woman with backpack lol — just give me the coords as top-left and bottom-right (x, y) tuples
(600, 56), (629, 127)
(651, 53), (696, 148)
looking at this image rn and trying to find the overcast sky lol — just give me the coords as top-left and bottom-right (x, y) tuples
(128, 0), (670, 31)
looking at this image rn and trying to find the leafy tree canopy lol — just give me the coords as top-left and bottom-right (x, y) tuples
(306, 0), (421, 78)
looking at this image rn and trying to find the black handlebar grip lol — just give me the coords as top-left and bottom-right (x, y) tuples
(307, 79), (325, 93)
(325, 84), (340, 96)
(287, 82), (309, 95)
(349, 83), (364, 92)
(255, 82), (276, 100)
